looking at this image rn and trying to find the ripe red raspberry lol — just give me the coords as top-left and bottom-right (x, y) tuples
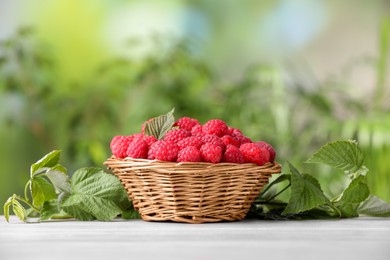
(200, 143), (222, 163)
(239, 143), (270, 166)
(130, 133), (144, 142)
(163, 129), (190, 143)
(222, 145), (245, 163)
(148, 140), (179, 161)
(230, 127), (243, 136)
(202, 134), (226, 152)
(143, 135), (157, 146)
(177, 136), (203, 150)
(126, 139), (148, 159)
(234, 134), (252, 145)
(255, 141), (276, 162)
(174, 117), (200, 131)
(221, 135), (240, 147)
(202, 119), (229, 137)
(110, 135), (133, 158)
(191, 124), (203, 136)
(177, 146), (202, 162)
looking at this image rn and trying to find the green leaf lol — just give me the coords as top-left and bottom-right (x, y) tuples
(3, 197), (12, 222)
(45, 169), (71, 193)
(31, 176), (57, 207)
(12, 199), (27, 222)
(358, 196), (390, 217)
(283, 162), (330, 215)
(60, 167), (124, 221)
(339, 175), (370, 204)
(115, 188), (140, 219)
(144, 108), (175, 140)
(334, 203), (360, 218)
(334, 175), (370, 218)
(306, 140), (364, 174)
(30, 150), (61, 176)
(121, 199), (141, 219)
(40, 200), (61, 221)
(40, 199), (70, 221)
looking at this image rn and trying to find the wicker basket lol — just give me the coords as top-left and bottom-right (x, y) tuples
(104, 157), (281, 223)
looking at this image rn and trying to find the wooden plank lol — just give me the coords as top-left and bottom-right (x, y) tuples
(1, 216), (390, 260)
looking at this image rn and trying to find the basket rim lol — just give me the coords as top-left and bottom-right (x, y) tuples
(104, 156), (282, 173)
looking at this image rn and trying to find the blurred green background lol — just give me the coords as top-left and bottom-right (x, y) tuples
(1, 0), (389, 213)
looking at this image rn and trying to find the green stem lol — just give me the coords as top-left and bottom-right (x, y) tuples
(24, 180), (31, 202)
(253, 201), (288, 206)
(264, 184), (291, 203)
(327, 203), (341, 218)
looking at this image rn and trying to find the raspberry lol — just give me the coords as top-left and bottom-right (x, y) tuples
(130, 133), (144, 142)
(163, 129), (190, 143)
(200, 143), (222, 163)
(177, 136), (203, 150)
(230, 127), (243, 136)
(239, 143), (270, 166)
(255, 141), (276, 162)
(221, 135), (240, 147)
(126, 139), (148, 159)
(234, 134), (252, 145)
(191, 124), (203, 136)
(143, 135), (157, 146)
(110, 135), (133, 158)
(202, 134), (226, 152)
(222, 145), (245, 163)
(202, 119), (229, 137)
(148, 140), (179, 161)
(174, 117), (200, 131)
(177, 146), (202, 162)
(227, 126), (235, 135)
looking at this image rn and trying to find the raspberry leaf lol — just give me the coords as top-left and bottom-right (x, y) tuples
(306, 140), (365, 175)
(334, 175), (370, 217)
(60, 167), (125, 221)
(45, 169), (71, 193)
(3, 196), (12, 222)
(282, 162), (331, 215)
(30, 150), (61, 176)
(144, 108), (175, 140)
(40, 199), (70, 221)
(358, 195), (390, 217)
(31, 175), (57, 207)
(338, 175), (370, 204)
(11, 198), (27, 222)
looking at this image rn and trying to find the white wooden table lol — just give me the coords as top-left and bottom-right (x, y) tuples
(1, 216), (389, 260)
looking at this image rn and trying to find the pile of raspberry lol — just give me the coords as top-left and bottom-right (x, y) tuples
(110, 117), (276, 166)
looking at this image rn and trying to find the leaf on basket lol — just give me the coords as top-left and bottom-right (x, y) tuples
(60, 167), (125, 221)
(144, 108), (175, 140)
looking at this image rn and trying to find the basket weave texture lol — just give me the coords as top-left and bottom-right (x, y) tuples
(104, 157), (281, 224)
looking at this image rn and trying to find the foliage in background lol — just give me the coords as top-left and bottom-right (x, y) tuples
(0, 24), (389, 214)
